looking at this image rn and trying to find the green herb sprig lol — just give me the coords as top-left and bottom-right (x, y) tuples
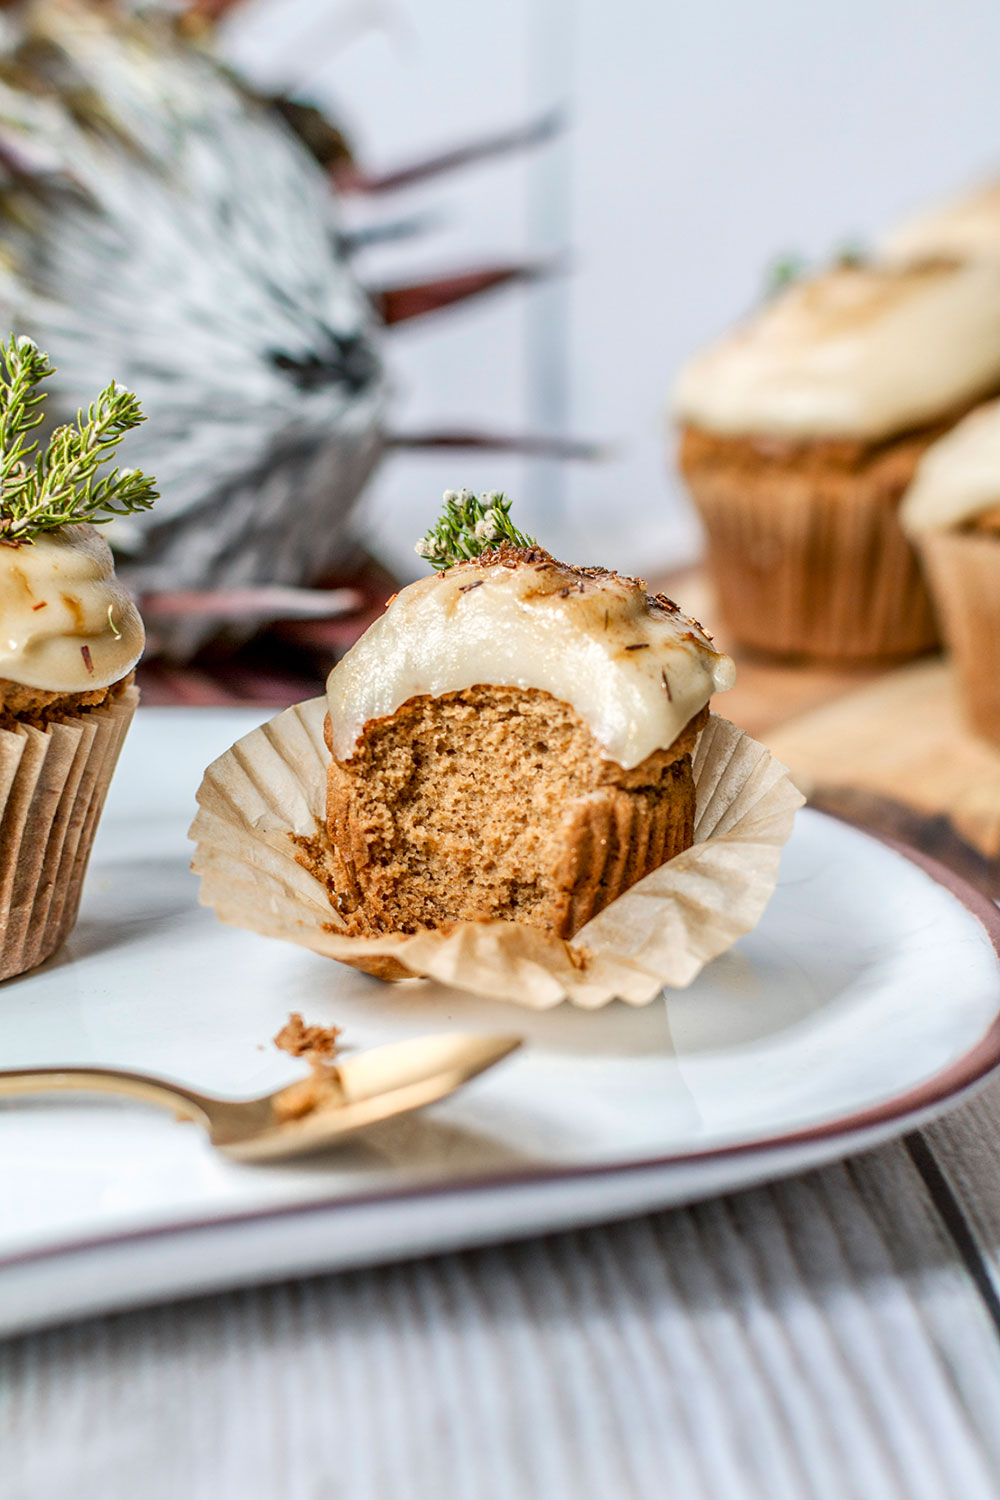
(762, 241), (869, 301)
(0, 335), (157, 544)
(762, 252), (806, 299)
(415, 488), (537, 570)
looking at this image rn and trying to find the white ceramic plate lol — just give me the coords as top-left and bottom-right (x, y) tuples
(1, 707), (998, 1338)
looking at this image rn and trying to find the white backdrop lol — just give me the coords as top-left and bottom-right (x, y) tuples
(222, 0), (1000, 582)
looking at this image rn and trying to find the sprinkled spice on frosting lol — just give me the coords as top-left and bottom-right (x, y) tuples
(0, 337), (152, 694)
(328, 513), (734, 772)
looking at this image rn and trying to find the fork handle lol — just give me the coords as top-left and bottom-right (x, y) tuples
(0, 1066), (210, 1124)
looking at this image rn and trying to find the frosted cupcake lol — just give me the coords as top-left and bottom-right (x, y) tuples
(0, 337), (154, 980)
(673, 258), (1000, 661)
(902, 400), (1000, 747)
(193, 491), (807, 1007)
(323, 492), (735, 941)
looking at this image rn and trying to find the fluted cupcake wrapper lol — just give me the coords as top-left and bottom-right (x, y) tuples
(189, 697), (803, 1009)
(918, 531), (1000, 747)
(0, 685), (138, 983)
(684, 467), (939, 662)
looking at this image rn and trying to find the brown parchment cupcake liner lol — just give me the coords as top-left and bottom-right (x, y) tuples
(0, 684), (138, 982)
(682, 461), (939, 662)
(189, 698), (804, 1009)
(919, 531), (1000, 747)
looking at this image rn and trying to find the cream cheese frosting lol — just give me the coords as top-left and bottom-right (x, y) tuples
(0, 524), (144, 690)
(673, 260), (1000, 441)
(881, 180), (1000, 263)
(326, 552), (735, 770)
(901, 398), (1000, 535)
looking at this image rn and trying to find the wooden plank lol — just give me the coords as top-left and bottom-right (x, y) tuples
(3, 1143), (1000, 1499)
(922, 1074), (1000, 1311)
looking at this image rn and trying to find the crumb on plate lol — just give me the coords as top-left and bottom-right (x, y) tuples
(273, 1011), (343, 1060)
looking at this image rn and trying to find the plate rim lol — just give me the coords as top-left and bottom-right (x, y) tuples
(2, 815), (999, 1278)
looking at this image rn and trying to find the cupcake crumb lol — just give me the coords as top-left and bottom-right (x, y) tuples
(272, 1067), (344, 1123)
(271, 1013), (346, 1124)
(273, 1011), (343, 1060)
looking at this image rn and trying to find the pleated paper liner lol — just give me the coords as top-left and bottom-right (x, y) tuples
(919, 530), (1000, 746)
(0, 683), (138, 982)
(682, 459), (939, 662)
(190, 697), (804, 1009)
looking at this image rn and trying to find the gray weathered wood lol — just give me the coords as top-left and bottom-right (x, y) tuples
(3, 1140), (1000, 1500)
(920, 1071), (1000, 1301)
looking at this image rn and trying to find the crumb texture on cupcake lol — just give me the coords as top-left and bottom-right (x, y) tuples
(0, 673), (134, 731)
(322, 549), (731, 941)
(325, 686), (707, 940)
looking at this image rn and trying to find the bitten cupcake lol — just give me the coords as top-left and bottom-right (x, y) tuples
(323, 491), (735, 941)
(673, 258), (1000, 661)
(0, 336), (154, 980)
(192, 490), (803, 1007)
(902, 399), (1000, 747)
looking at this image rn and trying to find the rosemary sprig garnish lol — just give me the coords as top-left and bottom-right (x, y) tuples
(762, 252), (806, 299)
(415, 488), (537, 570)
(762, 241), (868, 300)
(0, 335), (157, 544)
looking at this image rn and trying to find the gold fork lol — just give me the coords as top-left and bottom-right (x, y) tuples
(0, 1032), (522, 1162)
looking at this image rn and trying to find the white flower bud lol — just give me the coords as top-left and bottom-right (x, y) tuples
(414, 538), (430, 557)
(442, 489), (459, 505)
(15, 335), (37, 352)
(458, 487), (475, 504)
(473, 516), (496, 542)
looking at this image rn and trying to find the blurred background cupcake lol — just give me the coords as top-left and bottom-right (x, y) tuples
(902, 399), (1000, 748)
(672, 258), (1000, 663)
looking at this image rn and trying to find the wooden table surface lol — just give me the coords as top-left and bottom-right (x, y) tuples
(5, 1098), (1000, 1499)
(6, 589), (1000, 1499)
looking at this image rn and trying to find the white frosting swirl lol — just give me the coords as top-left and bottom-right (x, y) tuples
(902, 398), (1000, 535)
(326, 556), (735, 771)
(673, 260), (1000, 440)
(881, 180), (1000, 263)
(0, 524), (144, 690)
